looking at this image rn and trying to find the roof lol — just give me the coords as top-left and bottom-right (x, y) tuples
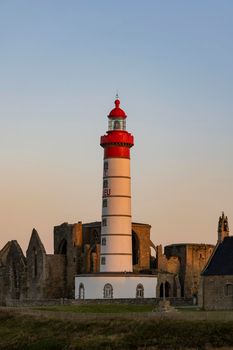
(108, 99), (127, 119)
(165, 243), (214, 248)
(202, 236), (233, 276)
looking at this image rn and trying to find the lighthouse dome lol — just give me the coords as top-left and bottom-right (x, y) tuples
(108, 99), (127, 119)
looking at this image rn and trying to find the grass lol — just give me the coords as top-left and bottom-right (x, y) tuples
(1, 309), (233, 349)
(32, 304), (155, 313)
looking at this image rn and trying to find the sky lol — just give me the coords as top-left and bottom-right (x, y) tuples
(0, 0), (233, 254)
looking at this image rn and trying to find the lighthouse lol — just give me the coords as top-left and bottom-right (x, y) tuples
(100, 97), (134, 272)
(75, 97), (157, 300)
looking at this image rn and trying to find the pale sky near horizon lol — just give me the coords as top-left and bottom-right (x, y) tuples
(0, 0), (233, 254)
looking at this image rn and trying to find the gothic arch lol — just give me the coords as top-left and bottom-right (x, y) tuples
(33, 247), (38, 277)
(159, 281), (171, 298)
(58, 239), (67, 255)
(132, 231), (140, 265)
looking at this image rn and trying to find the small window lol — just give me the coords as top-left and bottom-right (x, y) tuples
(108, 119), (126, 131)
(93, 230), (99, 242)
(104, 162), (108, 170)
(101, 257), (106, 265)
(102, 237), (106, 246)
(103, 180), (108, 188)
(103, 283), (113, 299)
(103, 199), (107, 208)
(102, 218), (107, 226)
(225, 284), (233, 296)
(136, 284), (144, 298)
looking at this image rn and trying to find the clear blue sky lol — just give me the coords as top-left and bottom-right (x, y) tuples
(1, 0), (233, 253)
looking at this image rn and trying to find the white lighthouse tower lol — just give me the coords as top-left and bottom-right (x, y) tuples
(100, 97), (134, 273)
(75, 97), (157, 300)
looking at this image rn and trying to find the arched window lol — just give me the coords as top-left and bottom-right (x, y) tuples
(79, 283), (85, 299)
(12, 263), (19, 289)
(225, 284), (233, 296)
(136, 284), (144, 298)
(101, 257), (106, 265)
(93, 230), (100, 243)
(103, 283), (113, 299)
(33, 247), (38, 277)
(58, 239), (67, 255)
(132, 231), (139, 265)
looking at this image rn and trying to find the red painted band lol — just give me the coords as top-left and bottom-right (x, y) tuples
(100, 131), (134, 148)
(104, 146), (130, 159)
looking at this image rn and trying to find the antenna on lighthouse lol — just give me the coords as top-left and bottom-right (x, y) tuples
(116, 91), (119, 99)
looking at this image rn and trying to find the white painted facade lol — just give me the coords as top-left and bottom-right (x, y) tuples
(100, 157), (133, 273)
(75, 274), (157, 299)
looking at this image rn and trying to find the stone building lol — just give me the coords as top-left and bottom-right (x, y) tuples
(0, 217), (220, 304)
(199, 213), (233, 310)
(0, 240), (26, 305)
(156, 242), (214, 300)
(26, 229), (65, 300)
(0, 221), (155, 303)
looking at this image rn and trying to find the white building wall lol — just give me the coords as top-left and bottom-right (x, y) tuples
(75, 275), (157, 299)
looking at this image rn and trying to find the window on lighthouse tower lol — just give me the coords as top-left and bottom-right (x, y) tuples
(108, 118), (126, 131)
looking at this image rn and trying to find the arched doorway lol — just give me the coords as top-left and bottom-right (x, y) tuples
(159, 283), (163, 297)
(159, 281), (171, 298)
(165, 281), (170, 297)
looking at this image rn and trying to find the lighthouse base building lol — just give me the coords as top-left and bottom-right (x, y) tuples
(75, 273), (157, 300)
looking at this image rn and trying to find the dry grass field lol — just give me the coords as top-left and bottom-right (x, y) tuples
(0, 305), (233, 349)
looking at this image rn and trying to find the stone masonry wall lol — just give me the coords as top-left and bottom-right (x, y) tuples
(202, 275), (233, 310)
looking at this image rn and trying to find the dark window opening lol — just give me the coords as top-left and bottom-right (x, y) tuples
(33, 247), (38, 277)
(159, 281), (171, 298)
(132, 231), (139, 265)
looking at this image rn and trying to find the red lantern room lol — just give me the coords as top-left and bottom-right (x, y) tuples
(100, 98), (134, 159)
(108, 98), (127, 131)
